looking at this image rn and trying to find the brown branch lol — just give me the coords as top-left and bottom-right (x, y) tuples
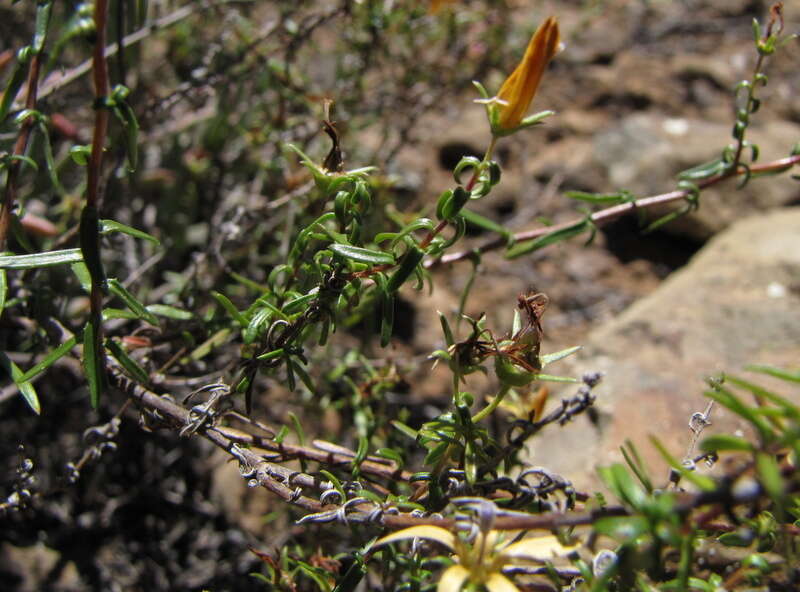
(427, 153), (800, 268)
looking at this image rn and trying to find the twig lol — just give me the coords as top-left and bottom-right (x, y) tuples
(428, 153), (800, 268)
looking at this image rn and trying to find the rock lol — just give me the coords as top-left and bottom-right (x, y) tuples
(0, 542), (83, 592)
(526, 208), (800, 490)
(592, 114), (800, 240)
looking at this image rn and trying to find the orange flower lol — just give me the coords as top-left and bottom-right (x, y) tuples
(496, 17), (561, 132)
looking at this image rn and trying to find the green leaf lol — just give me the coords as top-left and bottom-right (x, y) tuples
(146, 304), (193, 320)
(82, 319), (104, 408)
(565, 190), (632, 204)
(352, 436), (369, 477)
(288, 411), (306, 446)
(32, 1), (54, 53)
(69, 145), (90, 165)
(755, 452), (784, 504)
(438, 311), (454, 346)
(244, 307), (273, 344)
(539, 346), (582, 367)
(423, 441), (449, 466)
(18, 336), (77, 383)
(386, 245), (424, 293)
(718, 529), (755, 548)
(0, 266), (6, 315)
(70, 262), (92, 292)
(620, 440), (653, 493)
(700, 434), (755, 453)
(593, 515), (649, 541)
(0, 351), (40, 414)
(536, 373), (579, 383)
(0, 248), (82, 269)
(649, 436), (716, 492)
(746, 364), (800, 384)
(107, 279), (159, 325)
(297, 564), (332, 592)
(391, 420), (418, 440)
(460, 208), (513, 241)
(705, 385), (775, 444)
(0, 59), (27, 125)
(375, 447), (404, 468)
(598, 463), (647, 510)
(506, 220), (590, 259)
(99, 219), (159, 245)
(331, 557), (366, 592)
(106, 338), (149, 384)
(102, 308), (139, 321)
(188, 328), (231, 361)
(211, 291), (248, 328)
(37, 121), (65, 194)
(112, 90), (139, 171)
(290, 358), (315, 392)
(329, 243), (395, 266)
(678, 158), (726, 181)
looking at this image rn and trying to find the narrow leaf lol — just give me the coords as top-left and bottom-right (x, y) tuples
(146, 304), (193, 320)
(0, 248), (82, 269)
(106, 338), (149, 384)
(329, 243), (395, 265)
(82, 320), (104, 408)
(506, 220), (589, 259)
(461, 208), (513, 240)
(391, 420), (418, 440)
(107, 278), (158, 325)
(18, 336), (77, 383)
(438, 565), (470, 592)
(504, 534), (578, 560)
(100, 219), (159, 244)
(374, 525), (455, 551)
(0, 60), (27, 125)
(746, 364), (800, 384)
(0, 351), (40, 414)
(700, 434), (755, 453)
(540, 346), (582, 367)
(211, 291), (248, 328)
(0, 267), (6, 315)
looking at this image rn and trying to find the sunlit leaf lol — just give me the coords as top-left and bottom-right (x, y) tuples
(503, 534), (578, 561)
(100, 219), (159, 244)
(0, 248), (82, 269)
(375, 525), (456, 551)
(484, 572), (520, 592)
(0, 352), (40, 414)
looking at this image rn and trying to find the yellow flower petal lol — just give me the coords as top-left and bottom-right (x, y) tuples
(502, 534), (578, 562)
(485, 572), (521, 592)
(374, 525), (456, 551)
(496, 17), (560, 131)
(437, 564), (470, 592)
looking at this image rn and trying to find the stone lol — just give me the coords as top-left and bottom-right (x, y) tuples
(526, 208), (800, 490)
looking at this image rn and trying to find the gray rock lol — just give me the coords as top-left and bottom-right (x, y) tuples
(527, 208), (800, 490)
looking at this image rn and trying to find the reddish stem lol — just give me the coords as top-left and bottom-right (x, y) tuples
(428, 153), (800, 268)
